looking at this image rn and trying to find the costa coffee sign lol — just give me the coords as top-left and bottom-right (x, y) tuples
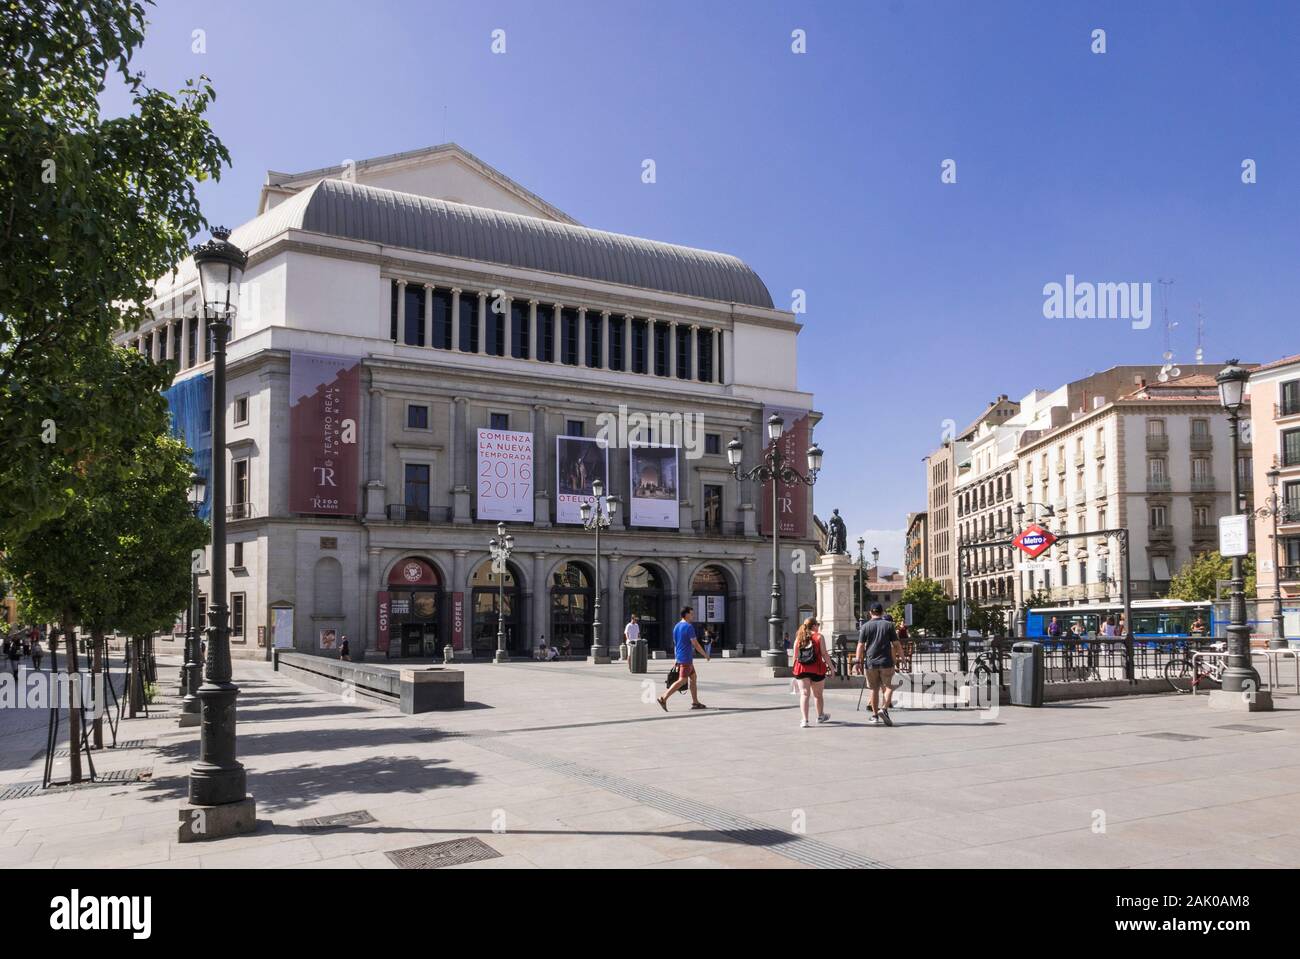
(1013, 523), (1057, 559)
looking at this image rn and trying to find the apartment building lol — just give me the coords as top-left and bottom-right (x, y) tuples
(1249, 354), (1300, 639)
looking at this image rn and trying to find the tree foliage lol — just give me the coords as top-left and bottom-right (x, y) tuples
(0, 0), (229, 541)
(888, 578), (951, 636)
(1168, 550), (1257, 602)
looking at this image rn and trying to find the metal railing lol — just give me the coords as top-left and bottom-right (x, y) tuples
(1190, 476), (1216, 492)
(1146, 477), (1172, 493)
(1146, 434), (1169, 451)
(386, 503), (453, 523)
(227, 502), (255, 520)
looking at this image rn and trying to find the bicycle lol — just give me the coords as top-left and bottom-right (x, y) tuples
(1164, 642), (1226, 693)
(969, 642), (1000, 706)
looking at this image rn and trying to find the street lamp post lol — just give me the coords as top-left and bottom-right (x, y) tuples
(728, 414), (823, 670)
(180, 472), (206, 720)
(1215, 360), (1270, 710)
(855, 537), (865, 627)
(184, 227), (253, 828)
(580, 479), (620, 663)
(488, 522), (515, 664)
(1256, 467), (1289, 650)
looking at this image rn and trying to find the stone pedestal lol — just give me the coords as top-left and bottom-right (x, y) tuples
(618, 642), (629, 661)
(177, 796), (256, 843)
(812, 552), (858, 652)
(587, 645), (610, 665)
(1208, 688), (1274, 712)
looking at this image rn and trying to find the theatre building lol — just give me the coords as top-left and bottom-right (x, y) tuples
(122, 144), (819, 660)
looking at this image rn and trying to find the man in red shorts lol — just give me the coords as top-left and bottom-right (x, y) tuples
(657, 606), (709, 711)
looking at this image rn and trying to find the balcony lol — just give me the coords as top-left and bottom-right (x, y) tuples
(1149, 525), (1174, 543)
(1277, 398), (1300, 419)
(1190, 434), (1213, 451)
(1094, 485), (1109, 502)
(1056, 460), (1067, 475)
(1146, 477), (1172, 494)
(1280, 565), (1300, 583)
(690, 520), (748, 538)
(227, 502), (256, 520)
(1190, 476), (1216, 492)
(1053, 496), (1067, 514)
(1095, 443), (1106, 459)
(1072, 488), (1088, 507)
(386, 503), (453, 523)
(1146, 434), (1169, 452)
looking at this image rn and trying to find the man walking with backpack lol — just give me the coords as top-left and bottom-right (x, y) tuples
(855, 603), (899, 726)
(656, 606), (709, 712)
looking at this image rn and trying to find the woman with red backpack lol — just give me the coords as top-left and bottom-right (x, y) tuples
(793, 617), (833, 727)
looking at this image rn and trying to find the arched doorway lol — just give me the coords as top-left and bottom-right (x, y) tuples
(691, 564), (732, 650)
(470, 558), (523, 659)
(550, 561), (593, 655)
(387, 558), (444, 658)
(623, 563), (668, 653)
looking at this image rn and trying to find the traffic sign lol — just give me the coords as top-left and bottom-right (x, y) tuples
(1013, 523), (1056, 559)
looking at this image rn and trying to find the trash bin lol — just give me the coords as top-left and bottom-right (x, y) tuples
(628, 639), (648, 674)
(1010, 641), (1044, 707)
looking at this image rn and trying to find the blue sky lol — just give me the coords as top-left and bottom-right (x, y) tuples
(108, 0), (1300, 566)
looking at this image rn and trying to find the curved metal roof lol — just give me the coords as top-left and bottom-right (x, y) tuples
(275, 178), (773, 308)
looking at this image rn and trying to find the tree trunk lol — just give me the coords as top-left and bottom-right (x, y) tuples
(91, 628), (104, 749)
(63, 617), (83, 785)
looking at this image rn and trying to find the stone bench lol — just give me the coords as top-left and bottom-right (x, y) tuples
(274, 651), (464, 713)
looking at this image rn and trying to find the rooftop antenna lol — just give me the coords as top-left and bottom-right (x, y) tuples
(1157, 278), (1180, 381)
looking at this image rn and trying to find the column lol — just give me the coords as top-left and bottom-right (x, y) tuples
(676, 556), (690, 628)
(688, 324), (698, 381)
(179, 314), (190, 369)
(608, 554), (625, 657)
(528, 300), (539, 361)
(424, 284), (434, 349)
(552, 304), (562, 363)
(532, 404), (550, 527)
(367, 546), (384, 659)
(532, 551), (549, 651)
(579, 308), (589, 367)
(601, 311), (611, 369)
(711, 328), (720, 383)
(450, 288), (462, 351)
(452, 396), (471, 523)
(150, 322), (160, 362)
(365, 386), (386, 520)
(623, 315), (632, 373)
(199, 315), (209, 363)
(740, 556), (755, 654)
(476, 292), (487, 356)
(395, 280), (407, 343)
(667, 321), (677, 378)
(503, 295), (513, 358)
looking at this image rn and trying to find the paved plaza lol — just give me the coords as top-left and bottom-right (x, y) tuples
(2, 656), (1299, 869)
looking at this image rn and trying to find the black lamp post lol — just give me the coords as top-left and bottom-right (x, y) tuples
(728, 414), (823, 669)
(580, 479), (619, 663)
(855, 537), (866, 626)
(188, 227), (250, 808)
(488, 522), (515, 663)
(1216, 360), (1267, 705)
(180, 471), (206, 718)
(1256, 467), (1290, 649)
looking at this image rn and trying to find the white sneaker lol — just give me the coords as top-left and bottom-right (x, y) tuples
(867, 714), (880, 725)
(800, 719), (810, 728)
(817, 713), (830, 723)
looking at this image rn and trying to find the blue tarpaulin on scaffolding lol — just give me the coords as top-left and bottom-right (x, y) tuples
(162, 373), (212, 521)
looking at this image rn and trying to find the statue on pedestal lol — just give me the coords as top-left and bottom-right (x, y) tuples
(825, 508), (848, 555)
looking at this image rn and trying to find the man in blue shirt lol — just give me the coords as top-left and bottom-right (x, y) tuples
(657, 606), (709, 711)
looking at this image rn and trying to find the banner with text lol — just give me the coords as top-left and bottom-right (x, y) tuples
(556, 435), (608, 525)
(289, 352), (361, 515)
(629, 444), (679, 528)
(759, 406), (812, 539)
(477, 428), (534, 522)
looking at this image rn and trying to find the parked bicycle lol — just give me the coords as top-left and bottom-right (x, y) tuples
(969, 642), (1001, 704)
(1164, 641), (1226, 693)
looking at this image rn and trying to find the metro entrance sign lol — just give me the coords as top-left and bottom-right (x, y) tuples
(1013, 523), (1057, 559)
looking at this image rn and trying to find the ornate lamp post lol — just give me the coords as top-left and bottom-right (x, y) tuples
(488, 522), (515, 664)
(179, 471), (206, 720)
(1255, 466), (1290, 649)
(1215, 361), (1269, 709)
(855, 537), (866, 626)
(580, 479), (620, 663)
(184, 227), (253, 824)
(728, 414), (823, 669)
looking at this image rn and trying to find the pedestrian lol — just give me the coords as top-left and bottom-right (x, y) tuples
(4, 636), (20, 681)
(703, 626), (715, 658)
(31, 635), (44, 671)
(854, 602), (899, 726)
(1047, 615), (1063, 640)
(793, 617), (832, 727)
(1101, 615), (1116, 638)
(338, 634), (350, 661)
(623, 614), (640, 659)
(656, 606), (709, 712)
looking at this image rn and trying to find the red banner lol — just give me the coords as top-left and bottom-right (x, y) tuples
(759, 406), (811, 539)
(452, 592), (465, 650)
(289, 352), (361, 515)
(376, 591), (390, 653)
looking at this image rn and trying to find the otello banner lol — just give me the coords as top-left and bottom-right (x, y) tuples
(556, 435), (608, 525)
(477, 428), (534, 522)
(629, 444), (679, 529)
(289, 352), (361, 515)
(759, 406), (812, 539)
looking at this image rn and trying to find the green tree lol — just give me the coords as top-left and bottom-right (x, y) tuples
(1, 363), (205, 778)
(888, 577), (951, 636)
(1168, 550), (1257, 602)
(1023, 590), (1053, 609)
(966, 601), (1007, 637)
(0, 0), (228, 542)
